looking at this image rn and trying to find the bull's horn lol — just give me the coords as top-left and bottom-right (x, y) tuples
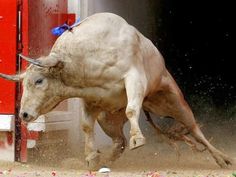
(0, 73), (25, 82)
(19, 54), (43, 67)
(19, 54), (60, 67)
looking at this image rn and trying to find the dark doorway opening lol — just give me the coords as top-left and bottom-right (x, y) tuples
(155, 0), (234, 111)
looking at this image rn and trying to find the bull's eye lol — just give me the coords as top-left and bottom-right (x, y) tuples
(35, 78), (43, 85)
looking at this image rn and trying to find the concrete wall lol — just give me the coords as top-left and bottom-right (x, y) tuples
(83, 0), (158, 40)
(68, 0), (159, 39)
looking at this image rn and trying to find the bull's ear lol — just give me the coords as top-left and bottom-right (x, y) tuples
(0, 72), (25, 82)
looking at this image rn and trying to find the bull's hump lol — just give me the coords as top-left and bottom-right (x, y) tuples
(53, 13), (130, 49)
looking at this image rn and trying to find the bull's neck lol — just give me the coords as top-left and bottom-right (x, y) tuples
(60, 84), (88, 100)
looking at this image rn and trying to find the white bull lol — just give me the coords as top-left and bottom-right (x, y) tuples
(0, 13), (232, 169)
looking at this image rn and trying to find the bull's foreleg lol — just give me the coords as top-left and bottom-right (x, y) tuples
(125, 70), (147, 150)
(81, 105), (100, 170)
(82, 125), (100, 170)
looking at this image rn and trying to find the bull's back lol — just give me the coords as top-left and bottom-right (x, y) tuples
(52, 13), (166, 93)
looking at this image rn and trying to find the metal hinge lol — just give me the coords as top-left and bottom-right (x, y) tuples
(17, 0), (23, 53)
(17, 0), (23, 12)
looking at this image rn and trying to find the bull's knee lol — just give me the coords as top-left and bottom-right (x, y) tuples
(125, 105), (140, 123)
(125, 106), (137, 119)
(82, 124), (93, 133)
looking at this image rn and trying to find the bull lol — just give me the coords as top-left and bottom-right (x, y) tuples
(0, 13), (232, 169)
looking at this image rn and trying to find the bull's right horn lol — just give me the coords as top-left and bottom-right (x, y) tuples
(0, 72), (25, 82)
(19, 54), (43, 67)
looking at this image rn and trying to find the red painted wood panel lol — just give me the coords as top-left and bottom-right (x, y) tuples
(0, 0), (17, 114)
(27, 0), (68, 57)
(20, 0), (70, 162)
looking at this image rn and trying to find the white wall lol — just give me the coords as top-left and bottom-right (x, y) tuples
(67, 0), (80, 19)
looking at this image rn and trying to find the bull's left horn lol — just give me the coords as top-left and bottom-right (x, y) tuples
(19, 54), (43, 67)
(19, 54), (60, 67)
(0, 73), (24, 82)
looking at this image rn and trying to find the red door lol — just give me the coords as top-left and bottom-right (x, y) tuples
(0, 0), (18, 114)
(1, 0), (74, 162)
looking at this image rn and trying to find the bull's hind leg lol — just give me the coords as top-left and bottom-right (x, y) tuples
(175, 101), (232, 168)
(144, 90), (232, 168)
(124, 69), (147, 150)
(97, 111), (127, 162)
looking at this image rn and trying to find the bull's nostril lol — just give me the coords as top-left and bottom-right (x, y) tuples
(23, 112), (28, 118)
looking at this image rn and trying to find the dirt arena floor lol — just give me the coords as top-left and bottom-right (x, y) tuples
(0, 118), (235, 177)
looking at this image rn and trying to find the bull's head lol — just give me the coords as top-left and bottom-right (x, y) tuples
(0, 54), (65, 122)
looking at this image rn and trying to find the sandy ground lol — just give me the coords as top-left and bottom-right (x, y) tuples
(0, 120), (236, 177)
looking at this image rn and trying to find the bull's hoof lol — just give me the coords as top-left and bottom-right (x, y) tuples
(129, 136), (146, 150)
(212, 150), (233, 168)
(85, 151), (100, 170)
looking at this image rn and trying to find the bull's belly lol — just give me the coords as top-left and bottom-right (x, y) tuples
(86, 94), (127, 113)
(83, 86), (127, 113)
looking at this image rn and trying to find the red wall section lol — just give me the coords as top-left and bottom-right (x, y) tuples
(0, 0), (72, 114)
(28, 0), (68, 57)
(0, 0), (17, 114)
